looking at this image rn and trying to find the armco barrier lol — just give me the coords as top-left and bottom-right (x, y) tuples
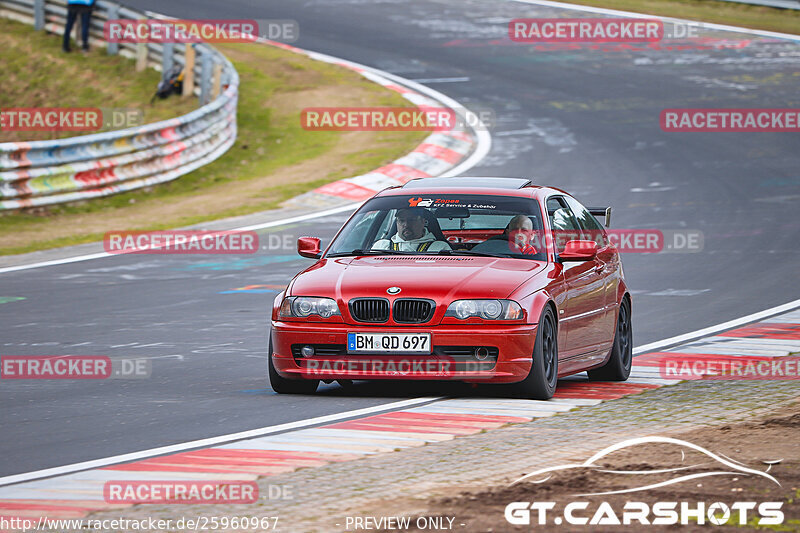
(0, 0), (239, 210)
(716, 0), (799, 9)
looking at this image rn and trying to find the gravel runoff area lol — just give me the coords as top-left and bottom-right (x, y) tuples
(69, 379), (800, 532)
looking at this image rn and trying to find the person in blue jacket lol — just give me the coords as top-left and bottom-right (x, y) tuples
(63, 0), (95, 53)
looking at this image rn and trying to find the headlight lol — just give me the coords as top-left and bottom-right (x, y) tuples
(280, 297), (341, 318)
(445, 299), (523, 320)
(453, 300), (478, 319)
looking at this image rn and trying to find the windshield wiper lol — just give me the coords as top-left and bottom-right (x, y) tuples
(327, 248), (416, 257)
(436, 249), (511, 258)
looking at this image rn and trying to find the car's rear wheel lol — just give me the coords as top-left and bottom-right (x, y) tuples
(268, 338), (319, 394)
(515, 307), (558, 400)
(588, 298), (632, 381)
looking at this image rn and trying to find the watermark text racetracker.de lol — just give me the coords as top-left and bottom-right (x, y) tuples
(510, 19), (713, 43)
(508, 229), (703, 254)
(0, 108), (143, 132)
(510, 18), (662, 43)
(660, 355), (800, 380)
(301, 358), (471, 379)
(103, 230), (259, 255)
(1, 356), (151, 379)
(104, 19), (298, 43)
(588, 229), (701, 254)
(301, 106), (495, 132)
(661, 109), (800, 132)
(104, 481), (263, 504)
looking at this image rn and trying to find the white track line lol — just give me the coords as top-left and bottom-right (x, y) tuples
(511, 0), (800, 41)
(0, 203), (361, 275)
(0, 397), (440, 487)
(0, 252), (111, 275)
(633, 298), (800, 355)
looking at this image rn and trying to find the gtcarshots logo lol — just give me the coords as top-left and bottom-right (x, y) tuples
(505, 436), (785, 527)
(505, 500), (783, 527)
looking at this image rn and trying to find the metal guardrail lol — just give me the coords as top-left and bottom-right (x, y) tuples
(0, 0), (239, 210)
(715, 0), (800, 9)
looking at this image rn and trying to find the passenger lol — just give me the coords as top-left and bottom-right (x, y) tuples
(505, 215), (534, 241)
(472, 215), (538, 254)
(372, 208), (451, 252)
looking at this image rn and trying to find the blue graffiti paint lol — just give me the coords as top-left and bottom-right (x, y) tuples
(179, 255), (299, 271)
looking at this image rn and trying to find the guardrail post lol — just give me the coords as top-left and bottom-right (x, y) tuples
(33, 0), (44, 31)
(135, 42), (148, 72)
(200, 52), (212, 104)
(161, 42), (174, 78)
(106, 3), (119, 55)
(211, 63), (223, 100)
(182, 44), (196, 98)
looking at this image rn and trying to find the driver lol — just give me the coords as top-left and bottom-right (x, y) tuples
(372, 208), (451, 252)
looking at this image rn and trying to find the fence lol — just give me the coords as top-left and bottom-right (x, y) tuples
(714, 0), (800, 9)
(0, 0), (239, 210)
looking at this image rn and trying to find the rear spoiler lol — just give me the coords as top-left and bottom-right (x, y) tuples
(588, 207), (612, 228)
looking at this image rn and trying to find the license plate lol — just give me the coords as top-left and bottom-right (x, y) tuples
(347, 332), (431, 354)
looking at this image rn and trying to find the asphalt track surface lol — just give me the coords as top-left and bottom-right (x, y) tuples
(2, 0), (799, 478)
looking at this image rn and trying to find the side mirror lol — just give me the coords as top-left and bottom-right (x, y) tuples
(297, 236), (321, 259)
(560, 240), (598, 261)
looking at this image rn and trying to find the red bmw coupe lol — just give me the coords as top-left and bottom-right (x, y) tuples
(269, 177), (632, 399)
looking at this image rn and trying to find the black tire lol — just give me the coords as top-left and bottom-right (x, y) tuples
(515, 307), (558, 400)
(336, 379), (355, 389)
(588, 298), (632, 381)
(268, 338), (319, 394)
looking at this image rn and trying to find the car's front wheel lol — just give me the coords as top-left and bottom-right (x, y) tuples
(515, 307), (558, 400)
(588, 298), (632, 381)
(268, 338), (319, 394)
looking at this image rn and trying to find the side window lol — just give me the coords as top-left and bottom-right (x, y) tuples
(337, 210), (385, 251)
(374, 210), (395, 241)
(565, 196), (607, 247)
(546, 197), (581, 253)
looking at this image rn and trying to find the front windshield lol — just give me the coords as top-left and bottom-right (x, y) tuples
(326, 194), (546, 261)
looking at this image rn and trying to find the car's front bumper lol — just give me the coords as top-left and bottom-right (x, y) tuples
(270, 321), (537, 383)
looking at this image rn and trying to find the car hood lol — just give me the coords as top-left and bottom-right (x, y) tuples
(290, 256), (546, 302)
